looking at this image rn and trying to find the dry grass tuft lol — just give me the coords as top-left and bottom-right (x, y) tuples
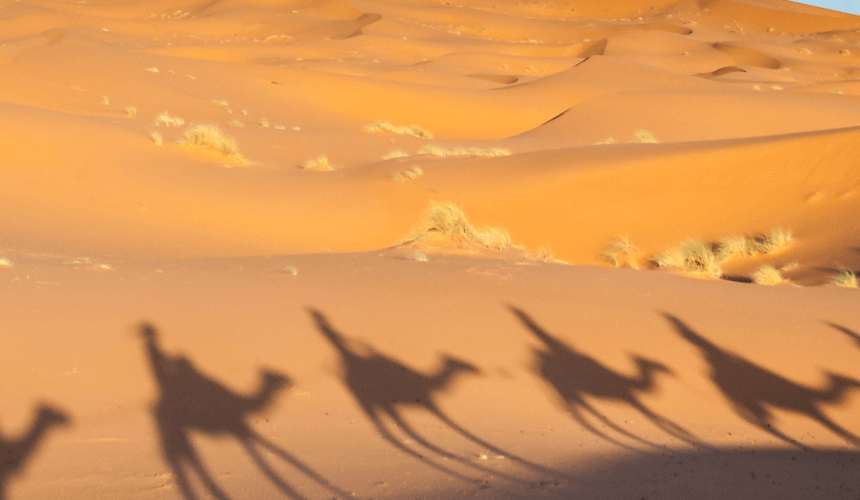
(749, 228), (793, 254)
(0, 258), (12, 268)
(833, 269), (858, 288)
(633, 130), (658, 143)
(402, 202), (510, 250)
(156, 111), (185, 127)
(601, 237), (641, 269)
(655, 239), (722, 278)
(229, 120), (244, 127)
(180, 124), (248, 164)
(752, 264), (786, 285)
(382, 150), (409, 160)
(149, 131), (163, 146)
(302, 155), (335, 171)
(417, 145), (510, 157)
(364, 121), (433, 139)
(716, 229), (794, 261)
(125, 106), (137, 118)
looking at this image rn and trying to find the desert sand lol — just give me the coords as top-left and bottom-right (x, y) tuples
(2, 0), (860, 498)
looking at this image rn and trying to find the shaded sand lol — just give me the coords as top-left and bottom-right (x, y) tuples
(2, 0), (860, 498)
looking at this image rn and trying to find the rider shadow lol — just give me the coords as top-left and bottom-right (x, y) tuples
(139, 323), (348, 500)
(0, 404), (70, 500)
(309, 308), (555, 484)
(509, 306), (698, 450)
(662, 312), (860, 449)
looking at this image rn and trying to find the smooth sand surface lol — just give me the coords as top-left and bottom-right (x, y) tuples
(2, 0), (860, 498)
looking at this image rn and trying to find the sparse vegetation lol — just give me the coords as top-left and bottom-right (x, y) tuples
(417, 145), (510, 157)
(365, 121), (433, 139)
(800, 48), (812, 55)
(751, 228), (793, 254)
(840, 49), (851, 56)
(402, 202), (510, 250)
(150, 131), (163, 146)
(408, 252), (429, 262)
(101, 95), (110, 105)
(125, 106), (137, 118)
(715, 229), (793, 261)
(633, 130), (658, 143)
(833, 269), (858, 288)
(155, 111), (185, 127)
(596, 137), (616, 145)
(601, 237), (641, 269)
(302, 155), (335, 171)
(229, 120), (244, 127)
(752, 264), (785, 285)
(180, 124), (248, 164)
(146, 67), (159, 73)
(654, 239), (722, 278)
(283, 265), (298, 276)
(212, 99), (229, 106)
(260, 118), (269, 128)
(0, 258), (12, 267)
(383, 150), (409, 160)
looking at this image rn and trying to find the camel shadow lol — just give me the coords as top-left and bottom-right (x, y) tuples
(827, 322), (860, 350)
(509, 306), (698, 450)
(309, 308), (554, 484)
(139, 323), (348, 500)
(662, 312), (860, 449)
(0, 404), (70, 500)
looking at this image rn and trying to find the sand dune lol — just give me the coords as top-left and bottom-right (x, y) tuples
(2, 0), (860, 498)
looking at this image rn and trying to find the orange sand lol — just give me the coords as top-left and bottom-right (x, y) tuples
(1, 0), (860, 498)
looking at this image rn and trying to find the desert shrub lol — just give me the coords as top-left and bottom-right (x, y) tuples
(833, 269), (858, 288)
(655, 239), (722, 278)
(156, 111), (185, 127)
(417, 145), (510, 157)
(633, 130), (657, 143)
(716, 229), (793, 261)
(601, 237), (640, 269)
(364, 121), (433, 139)
(302, 155), (335, 171)
(402, 202), (510, 250)
(752, 264), (785, 285)
(180, 124), (248, 163)
(749, 228), (793, 254)
(382, 150), (409, 160)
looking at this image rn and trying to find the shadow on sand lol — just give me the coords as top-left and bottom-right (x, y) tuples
(827, 321), (860, 350)
(139, 323), (348, 500)
(0, 404), (69, 500)
(662, 312), (860, 448)
(309, 308), (559, 484)
(509, 306), (698, 450)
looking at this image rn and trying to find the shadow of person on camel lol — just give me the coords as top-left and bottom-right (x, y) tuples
(663, 313), (860, 449)
(510, 306), (699, 450)
(309, 308), (561, 484)
(139, 323), (349, 500)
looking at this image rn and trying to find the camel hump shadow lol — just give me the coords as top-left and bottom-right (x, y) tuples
(139, 322), (348, 500)
(509, 306), (698, 449)
(662, 312), (860, 449)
